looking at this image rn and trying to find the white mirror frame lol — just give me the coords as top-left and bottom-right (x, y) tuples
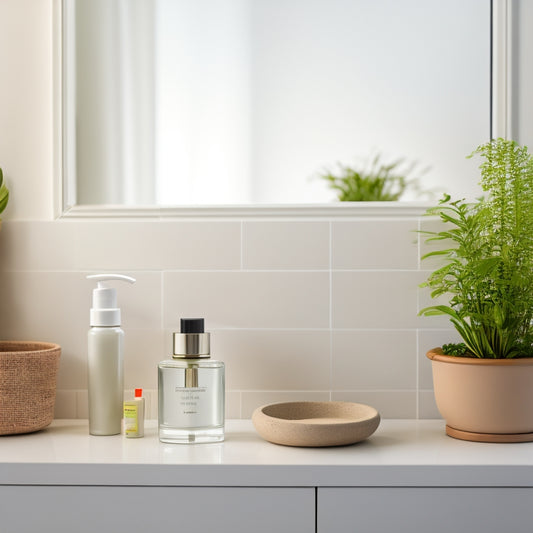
(54, 0), (511, 220)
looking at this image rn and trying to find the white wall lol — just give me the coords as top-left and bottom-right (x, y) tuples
(0, 0), (470, 421)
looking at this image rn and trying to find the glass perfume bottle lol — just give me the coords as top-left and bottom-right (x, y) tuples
(158, 318), (225, 444)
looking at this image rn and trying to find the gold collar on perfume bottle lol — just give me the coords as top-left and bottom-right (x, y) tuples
(172, 332), (210, 359)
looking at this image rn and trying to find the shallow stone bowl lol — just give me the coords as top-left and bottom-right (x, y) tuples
(252, 401), (380, 447)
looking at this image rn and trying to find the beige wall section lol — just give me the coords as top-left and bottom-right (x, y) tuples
(0, 0), (55, 221)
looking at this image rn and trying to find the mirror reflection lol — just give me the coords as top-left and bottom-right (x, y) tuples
(66, 0), (490, 206)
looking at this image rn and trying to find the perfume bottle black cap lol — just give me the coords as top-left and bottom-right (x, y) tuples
(173, 318), (210, 358)
(181, 318), (204, 334)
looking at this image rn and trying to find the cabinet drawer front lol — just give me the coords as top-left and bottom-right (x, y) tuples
(0, 486), (314, 533)
(319, 487), (533, 533)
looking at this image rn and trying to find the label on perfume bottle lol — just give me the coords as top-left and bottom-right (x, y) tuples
(175, 387), (208, 416)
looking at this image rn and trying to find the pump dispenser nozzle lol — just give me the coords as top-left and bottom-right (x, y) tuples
(87, 274), (136, 327)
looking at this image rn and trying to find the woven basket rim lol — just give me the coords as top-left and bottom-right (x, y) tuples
(0, 341), (61, 354)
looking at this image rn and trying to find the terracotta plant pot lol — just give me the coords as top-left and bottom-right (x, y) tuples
(427, 348), (533, 442)
(0, 341), (61, 435)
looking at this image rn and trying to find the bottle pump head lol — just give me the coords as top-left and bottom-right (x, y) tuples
(87, 274), (136, 326)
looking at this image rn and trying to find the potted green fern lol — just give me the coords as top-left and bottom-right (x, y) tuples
(420, 138), (533, 442)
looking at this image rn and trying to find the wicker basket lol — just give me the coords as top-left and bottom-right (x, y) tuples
(0, 341), (61, 435)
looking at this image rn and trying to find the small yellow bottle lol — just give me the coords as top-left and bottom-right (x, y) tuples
(124, 388), (145, 438)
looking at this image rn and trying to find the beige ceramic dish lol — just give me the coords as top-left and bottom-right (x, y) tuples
(252, 401), (380, 447)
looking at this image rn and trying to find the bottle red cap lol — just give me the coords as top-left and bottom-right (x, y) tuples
(135, 388), (143, 398)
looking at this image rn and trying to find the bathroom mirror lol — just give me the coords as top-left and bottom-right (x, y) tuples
(62, 0), (494, 215)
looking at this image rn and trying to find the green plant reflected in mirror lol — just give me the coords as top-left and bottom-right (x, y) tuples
(317, 154), (430, 202)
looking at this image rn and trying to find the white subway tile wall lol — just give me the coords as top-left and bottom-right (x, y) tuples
(0, 218), (454, 420)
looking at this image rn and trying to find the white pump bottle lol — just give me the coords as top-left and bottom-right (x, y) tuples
(87, 274), (135, 435)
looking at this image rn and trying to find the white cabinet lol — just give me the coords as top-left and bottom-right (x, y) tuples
(4, 485), (533, 533)
(2, 421), (533, 533)
(318, 487), (533, 533)
(0, 486), (315, 533)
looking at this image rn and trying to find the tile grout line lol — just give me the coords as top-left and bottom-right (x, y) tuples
(74, 389), (80, 420)
(2, 268), (430, 274)
(160, 271), (165, 331)
(415, 328), (420, 419)
(59, 387), (426, 394)
(417, 216), (422, 270)
(329, 221), (333, 401)
(416, 217), (422, 419)
(240, 221), (244, 270)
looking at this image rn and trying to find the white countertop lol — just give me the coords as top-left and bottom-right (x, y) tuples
(1, 419), (533, 487)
